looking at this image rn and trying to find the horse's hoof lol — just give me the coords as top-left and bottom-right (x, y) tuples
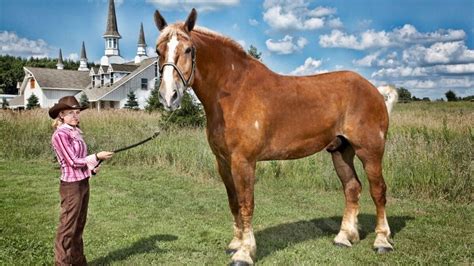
(226, 249), (237, 255)
(374, 246), (394, 254)
(334, 242), (351, 248)
(229, 261), (250, 266)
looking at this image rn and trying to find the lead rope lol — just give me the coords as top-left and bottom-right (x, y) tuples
(92, 109), (176, 173)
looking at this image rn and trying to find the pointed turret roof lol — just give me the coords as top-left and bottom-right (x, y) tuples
(138, 23), (146, 46)
(103, 0), (121, 38)
(57, 49), (64, 65)
(80, 41), (87, 60)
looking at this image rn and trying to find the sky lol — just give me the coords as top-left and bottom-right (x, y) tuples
(1, 0), (473, 99)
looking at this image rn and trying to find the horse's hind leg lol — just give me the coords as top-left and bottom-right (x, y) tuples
(355, 148), (394, 253)
(329, 140), (361, 247)
(216, 158), (243, 255)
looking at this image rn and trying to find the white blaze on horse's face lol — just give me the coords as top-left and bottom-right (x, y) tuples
(160, 33), (184, 110)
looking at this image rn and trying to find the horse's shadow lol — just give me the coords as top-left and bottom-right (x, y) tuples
(255, 214), (413, 261)
(88, 234), (178, 265)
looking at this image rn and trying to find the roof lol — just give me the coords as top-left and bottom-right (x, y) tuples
(138, 23), (146, 46)
(9, 95), (24, 107)
(85, 57), (157, 101)
(24, 67), (90, 90)
(109, 63), (139, 73)
(103, 0), (121, 38)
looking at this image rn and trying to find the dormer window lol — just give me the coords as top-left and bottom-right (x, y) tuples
(30, 79), (35, 89)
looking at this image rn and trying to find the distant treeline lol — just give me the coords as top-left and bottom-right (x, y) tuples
(0, 55), (97, 94)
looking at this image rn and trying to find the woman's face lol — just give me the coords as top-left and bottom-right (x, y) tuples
(60, 109), (81, 126)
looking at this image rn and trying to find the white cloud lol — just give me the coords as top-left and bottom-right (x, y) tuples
(319, 24), (466, 50)
(327, 18), (343, 28)
(372, 63), (474, 78)
(236, 39), (246, 49)
(353, 51), (399, 67)
(290, 57), (326, 75)
(402, 41), (474, 66)
(262, 0), (342, 31)
(146, 47), (158, 57)
(249, 19), (259, 26)
(266, 35), (307, 54)
(146, 0), (239, 12)
(0, 31), (53, 58)
(67, 53), (79, 61)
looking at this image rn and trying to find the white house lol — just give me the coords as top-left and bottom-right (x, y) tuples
(9, 0), (157, 110)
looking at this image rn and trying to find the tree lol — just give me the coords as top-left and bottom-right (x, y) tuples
(248, 45), (262, 61)
(445, 90), (457, 102)
(2, 98), (9, 109)
(160, 91), (205, 128)
(124, 91), (139, 110)
(79, 93), (90, 108)
(145, 87), (163, 112)
(26, 94), (40, 109)
(397, 87), (412, 103)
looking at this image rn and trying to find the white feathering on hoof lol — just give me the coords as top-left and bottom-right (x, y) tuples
(377, 85), (398, 115)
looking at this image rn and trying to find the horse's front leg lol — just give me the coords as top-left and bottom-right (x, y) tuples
(229, 155), (257, 266)
(216, 157), (243, 254)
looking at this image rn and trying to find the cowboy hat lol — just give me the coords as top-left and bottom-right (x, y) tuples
(48, 96), (87, 119)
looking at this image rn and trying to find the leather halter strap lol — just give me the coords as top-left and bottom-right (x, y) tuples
(158, 47), (196, 88)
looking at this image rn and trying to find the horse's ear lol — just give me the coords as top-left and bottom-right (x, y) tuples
(154, 10), (167, 31)
(184, 8), (197, 32)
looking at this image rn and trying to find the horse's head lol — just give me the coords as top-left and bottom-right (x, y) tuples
(154, 8), (197, 111)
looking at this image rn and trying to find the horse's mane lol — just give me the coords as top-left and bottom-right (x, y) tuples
(161, 23), (257, 62)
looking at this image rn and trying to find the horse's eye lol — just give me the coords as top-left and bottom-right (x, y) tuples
(185, 47), (192, 54)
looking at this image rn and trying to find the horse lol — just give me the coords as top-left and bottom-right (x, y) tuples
(153, 8), (398, 265)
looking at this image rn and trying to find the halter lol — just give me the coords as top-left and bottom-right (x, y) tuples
(158, 47), (196, 88)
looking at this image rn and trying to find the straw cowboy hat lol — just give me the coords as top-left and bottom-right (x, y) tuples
(49, 96), (87, 119)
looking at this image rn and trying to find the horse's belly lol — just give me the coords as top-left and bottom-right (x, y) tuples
(260, 136), (332, 160)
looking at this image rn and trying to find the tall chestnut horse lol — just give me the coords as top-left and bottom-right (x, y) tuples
(154, 9), (398, 265)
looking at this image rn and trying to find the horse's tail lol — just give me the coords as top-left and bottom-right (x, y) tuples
(377, 85), (398, 115)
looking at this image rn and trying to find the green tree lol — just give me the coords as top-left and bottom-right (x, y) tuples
(160, 91), (205, 128)
(248, 45), (262, 61)
(79, 94), (90, 108)
(26, 94), (40, 109)
(145, 87), (163, 112)
(397, 87), (412, 103)
(445, 90), (457, 102)
(2, 98), (9, 109)
(124, 91), (139, 110)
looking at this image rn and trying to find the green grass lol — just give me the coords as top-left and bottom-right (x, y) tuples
(0, 160), (472, 264)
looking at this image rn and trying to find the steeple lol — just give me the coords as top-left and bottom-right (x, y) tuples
(100, 0), (125, 65)
(78, 41), (89, 71)
(103, 0), (121, 38)
(134, 23), (148, 64)
(56, 49), (64, 70)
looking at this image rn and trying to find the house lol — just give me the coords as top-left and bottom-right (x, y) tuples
(9, 0), (157, 110)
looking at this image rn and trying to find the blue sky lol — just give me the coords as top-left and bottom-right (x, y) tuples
(1, 0), (473, 99)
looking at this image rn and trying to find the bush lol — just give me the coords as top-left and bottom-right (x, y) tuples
(160, 91), (205, 128)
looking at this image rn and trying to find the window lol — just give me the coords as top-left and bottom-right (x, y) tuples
(110, 73), (114, 85)
(110, 101), (115, 108)
(141, 78), (148, 89)
(101, 74), (104, 86)
(113, 39), (117, 49)
(154, 62), (158, 77)
(30, 79), (35, 89)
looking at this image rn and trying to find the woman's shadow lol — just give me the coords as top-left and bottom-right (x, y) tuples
(255, 214), (413, 261)
(89, 234), (177, 265)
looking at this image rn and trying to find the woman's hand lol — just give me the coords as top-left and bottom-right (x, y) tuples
(96, 151), (114, 161)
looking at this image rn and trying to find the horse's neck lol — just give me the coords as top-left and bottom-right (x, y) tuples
(191, 32), (249, 113)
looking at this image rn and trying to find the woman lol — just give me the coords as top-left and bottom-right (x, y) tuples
(49, 96), (113, 265)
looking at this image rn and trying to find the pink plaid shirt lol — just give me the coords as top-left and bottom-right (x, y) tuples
(51, 124), (98, 182)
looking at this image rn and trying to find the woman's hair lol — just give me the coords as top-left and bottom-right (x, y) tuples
(52, 117), (63, 129)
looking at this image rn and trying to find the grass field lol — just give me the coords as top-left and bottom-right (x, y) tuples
(0, 102), (473, 264)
